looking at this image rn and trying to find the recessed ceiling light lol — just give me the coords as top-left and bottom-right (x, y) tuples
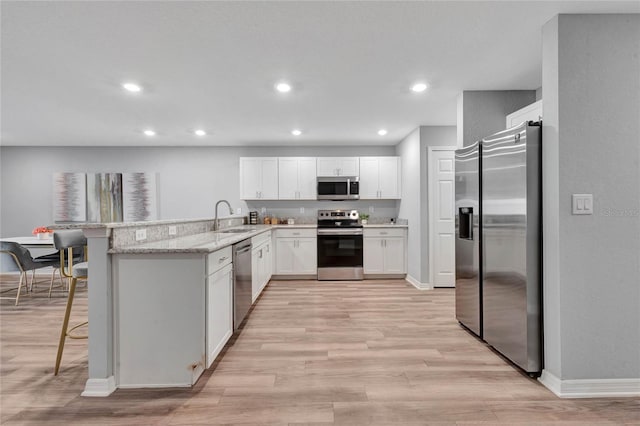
(275, 82), (292, 93)
(143, 129), (156, 136)
(291, 129), (302, 136)
(194, 129), (207, 136)
(411, 82), (428, 93)
(122, 82), (142, 93)
(377, 129), (388, 136)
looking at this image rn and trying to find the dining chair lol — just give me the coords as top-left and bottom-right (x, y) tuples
(53, 230), (88, 375)
(0, 241), (59, 305)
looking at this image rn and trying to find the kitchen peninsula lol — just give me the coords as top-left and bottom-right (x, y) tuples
(53, 217), (407, 396)
(52, 217), (272, 396)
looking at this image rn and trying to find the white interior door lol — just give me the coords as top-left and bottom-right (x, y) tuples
(429, 148), (456, 287)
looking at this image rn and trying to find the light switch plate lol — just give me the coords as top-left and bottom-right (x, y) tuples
(572, 194), (593, 215)
(300, 207), (304, 214)
(135, 229), (147, 241)
(236, 207), (242, 215)
(369, 206), (375, 213)
(168, 225), (177, 236)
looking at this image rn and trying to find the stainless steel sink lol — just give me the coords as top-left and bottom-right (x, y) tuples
(217, 229), (248, 234)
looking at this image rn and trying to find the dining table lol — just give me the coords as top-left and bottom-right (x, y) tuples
(1, 236), (56, 249)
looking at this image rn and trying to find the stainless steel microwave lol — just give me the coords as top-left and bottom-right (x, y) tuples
(317, 176), (360, 200)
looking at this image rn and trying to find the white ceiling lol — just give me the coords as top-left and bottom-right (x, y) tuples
(2, 1), (638, 147)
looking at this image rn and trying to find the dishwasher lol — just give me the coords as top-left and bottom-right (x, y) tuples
(232, 240), (252, 330)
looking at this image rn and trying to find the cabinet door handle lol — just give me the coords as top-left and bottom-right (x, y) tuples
(293, 232), (300, 235)
(218, 256), (228, 263)
(259, 249), (263, 259)
(380, 232), (388, 235)
(384, 240), (387, 247)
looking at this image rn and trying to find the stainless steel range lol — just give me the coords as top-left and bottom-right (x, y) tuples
(317, 209), (363, 281)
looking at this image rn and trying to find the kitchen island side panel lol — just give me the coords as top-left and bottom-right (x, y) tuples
(114, 254), (206, 388)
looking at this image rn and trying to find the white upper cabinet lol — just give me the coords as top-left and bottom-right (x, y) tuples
(506, 100), (543, 128)
(316, 157), (359, 177)
(239, 157), (279, 200)
(359, 157), (401, 199)
(278, 157), (317, 200)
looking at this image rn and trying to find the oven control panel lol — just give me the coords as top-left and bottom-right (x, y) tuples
(318, 210), (359, 220)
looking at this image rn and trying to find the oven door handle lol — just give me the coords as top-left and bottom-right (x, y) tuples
(317, 228), (363, 236)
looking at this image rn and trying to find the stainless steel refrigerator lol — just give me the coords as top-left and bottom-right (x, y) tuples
(454, 141), (482, 337)
(455, 121), (542, 374)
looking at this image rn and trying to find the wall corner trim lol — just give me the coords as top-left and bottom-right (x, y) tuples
(406, 275), (433, 290)
(82, 376), (116, 397)
(539, 370), (640, 398)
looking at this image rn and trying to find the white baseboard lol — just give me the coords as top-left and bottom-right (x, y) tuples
(539, 370), (640, 398)
(406, 275), (433, 290)
(82, 376), (116, 397)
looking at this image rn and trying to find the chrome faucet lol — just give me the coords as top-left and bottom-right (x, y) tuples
(214, 200), (233, 231)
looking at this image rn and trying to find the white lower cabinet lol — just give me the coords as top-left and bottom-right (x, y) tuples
(274, 229), (317, 275)
(363, 228), (407, 274)
(252, 232), (273, 302)
(206, 262), (233, 368)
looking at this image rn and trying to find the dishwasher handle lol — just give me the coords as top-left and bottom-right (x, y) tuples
(234, 245), (252, 255)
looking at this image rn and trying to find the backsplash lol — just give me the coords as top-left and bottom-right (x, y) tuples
(110, 217), (246, 249)
(245, 199), (399, 224)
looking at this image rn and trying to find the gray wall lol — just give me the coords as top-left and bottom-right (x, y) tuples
(543, 14), (640, 380)
(458, 90), (536, 147)
(0, 145), (395, 236)
(396, 128), (421, 281)
(395, 126), (457, 285)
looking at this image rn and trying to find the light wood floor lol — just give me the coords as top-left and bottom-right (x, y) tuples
(1, 278), (638, 425)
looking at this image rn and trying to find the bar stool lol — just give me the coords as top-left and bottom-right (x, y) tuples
(53, 230), (88, 376)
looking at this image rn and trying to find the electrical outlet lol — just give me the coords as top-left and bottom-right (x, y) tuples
(236, 207), (242, 215)
(135, 229), (147, 241)
(168, 225), (177, 236)
(369, 206), (375, 213)
(300, 207), (305, 214)
(261, 207), (266, 214)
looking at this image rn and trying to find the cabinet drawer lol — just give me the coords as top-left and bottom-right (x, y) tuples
(274, 228), (316, 238)
(207, 246), (232, 275)
(363, 228), (406, 238)
(251, 231), (271, 247)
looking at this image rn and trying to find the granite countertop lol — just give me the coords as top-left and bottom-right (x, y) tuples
(270, 224), (317, 228)
(111, 223), (316, 254)
(109, 222), (406, 254)
(363, 224), (408, 228)
(110, 225), (270, 254)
